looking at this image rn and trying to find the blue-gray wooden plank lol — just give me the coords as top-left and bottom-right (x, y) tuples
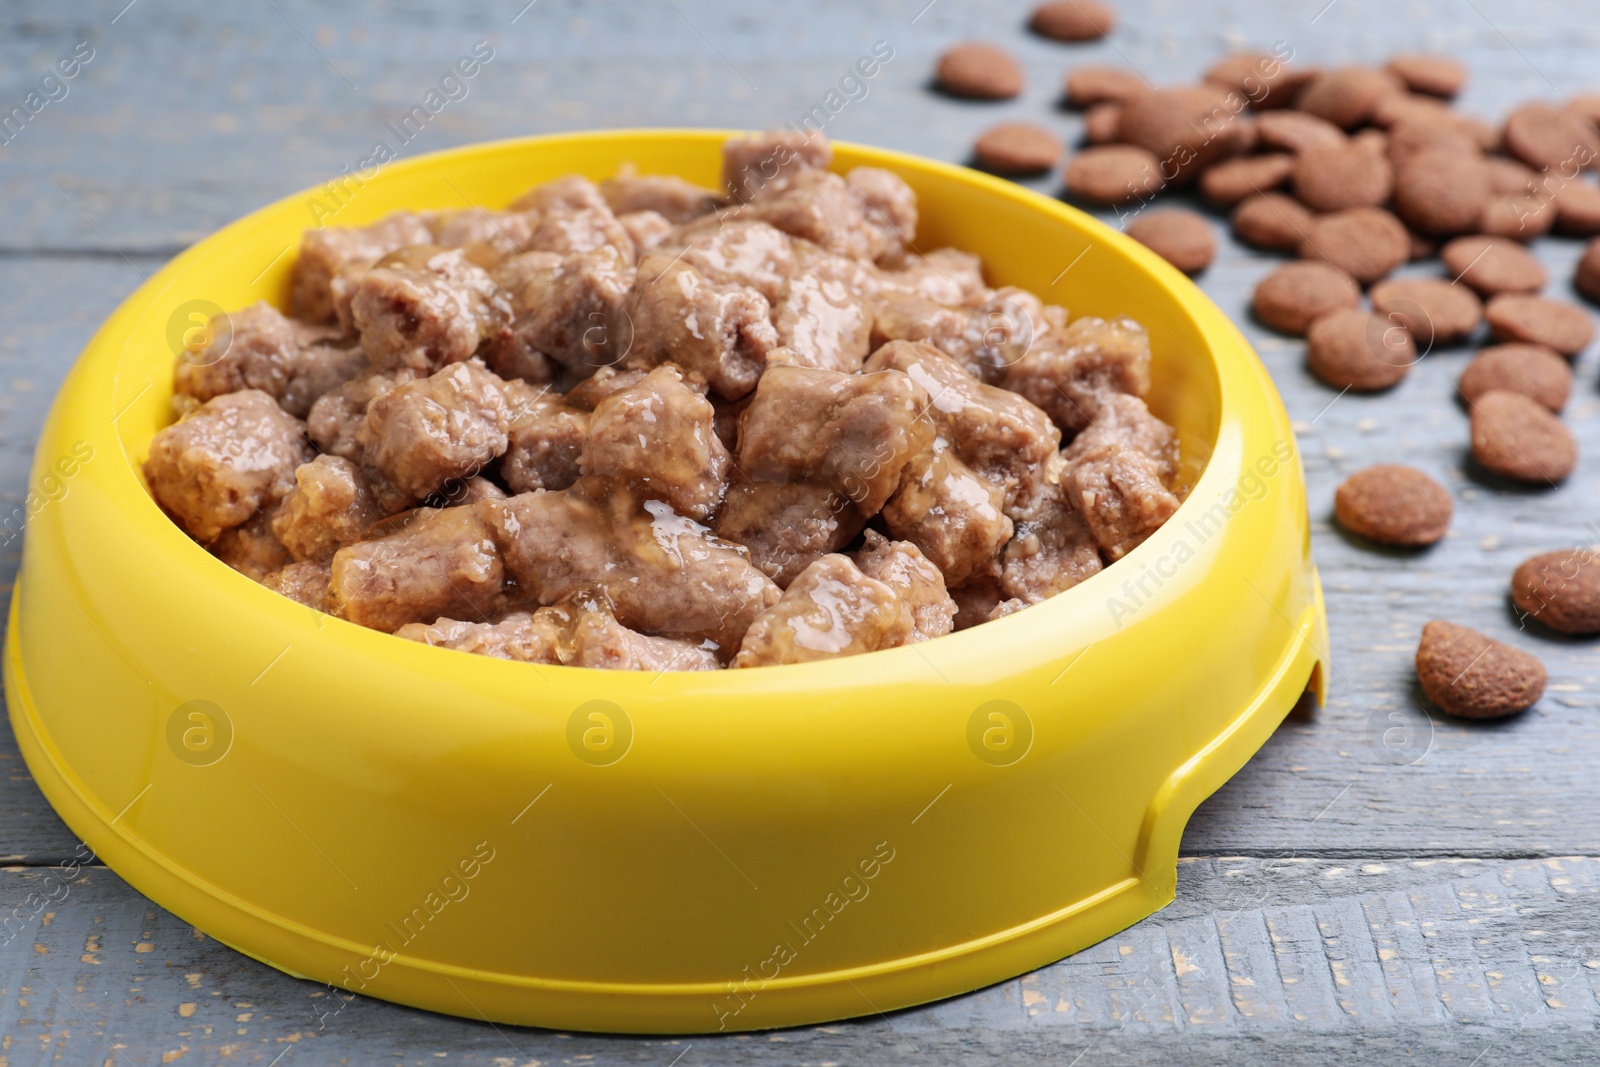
(3, 0), (1600, 1061)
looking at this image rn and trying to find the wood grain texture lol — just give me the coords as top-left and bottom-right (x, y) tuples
(4, 857), (1599, 1064)
(2, 0), (1600, 1060)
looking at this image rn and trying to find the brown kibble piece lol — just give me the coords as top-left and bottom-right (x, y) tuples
(1231, 192), (1313, 252)
(1064, 144), (1161, 206)
(1253, 262), (1360, 335)
(1480, 193), (1556, 242)
(1384, 54), (1466, 98)
(1415, 620), (1545, 719)
(1255, 110), (1345, 154)
(1125, 209), (1216, 274)
(1299, 207), (1409, 285)
(1370, 277), (1483, 347)
(1512, 549), (1600, 635)
(1306, 307), (1414, 391)
(1469, 389), (1578, 484)
(1083, 102), (1123, 143)
(1485, 156), (1539, 195)
(1577, 238), (1600, 304)
(1200, 153), (1294, 206)
(1502, 102), (1600, 172)
(1030, 0), (1116, 41)
(1063, 66), (1148, 107)
(936, 42), (1024, 100)
(1295, 67), (1403, 130)
(1484, 293), (1595, 356)
(1440, 235), (1548, 295)
(973, 122), (1062, 174)
(1204, 52), (1311, 111)
(1458, 344), (1572, 412)
(1292, 140), (1393, 212)
(1385, 117), (1481, 170)
(1117, 87), (1251, 183)
(1553, 182), (1600, 237)
(1333, 465), (1452, 546)
(1393, 148), (1491, 236)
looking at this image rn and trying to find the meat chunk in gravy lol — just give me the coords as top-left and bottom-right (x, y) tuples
(737, 363), (933, 514)
(500, 382), (590, 494)
(350, 246), (509, 374)
(271, 454), (384, 562)
(331, 505), (506, 632)
(580, 364), (731, 521)
(626, 252), (779, 400)
(852, 531), (957, 642)
(1062, 443), (1181, 561)
(999, 315), (1152, 434)
(291, 212), (436, 323)
(601, 168), (725, 223)
(479, 477), (779, 650)
(732, 554), (912, 667)
(150, 131), (1187, 669)
(714, 480), (865, 588)
(881, 435), (1013, 587)
(396, 610), (563, 663)
(357, 359), (512, 506)
(865, 340), (1061, 518)
(144, 389), (312, 543)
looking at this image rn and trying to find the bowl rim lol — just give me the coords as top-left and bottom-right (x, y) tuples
(106, 127), (1244, 682)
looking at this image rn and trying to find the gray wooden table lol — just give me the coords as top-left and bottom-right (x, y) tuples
(4, 0), (1600, 1062)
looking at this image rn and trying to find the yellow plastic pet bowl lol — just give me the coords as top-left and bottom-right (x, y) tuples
(7, 130), (1326, 1034)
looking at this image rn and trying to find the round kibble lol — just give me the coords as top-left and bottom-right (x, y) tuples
(1480, 193), (1555, 242)
(1484, 157), (1538, 196)
(1440, 235), (1547, 296)
(1306, 307), (1414, 390)
(1231, 192), (1313, 252)
(1118, 87), (1250, 182)
(1385, 117), (1480, 170)
(1295, 67), (1403, 130)
(1370, 278), (1483, 347)
(1502, 102), (1600, 172)
(1333, 465), (1452, 546)
(1415, 620), (1546, 720)
(1393, 148), (1491, 236)
(1083, 101), (1123, 143)
(1371, 92), (1454, 131)
(1484, 293), (1595, 356)
(1469, 389), (1578, 484)
(1458, 344), (1572, 412)
(1255, 110), (1345, 154)
(1063, 65), (1148, 107)
(936, 43), (1024, 100)
(1203, 52), (1311, 110)
(1064, 144), (1161, 206)
(1384, 54), (1467, 98)
(1299, 206), (1409, 285)
(1253, 261), (1361, 335)
(1512, 549), (1600, 635)
(1577, 238), (1600, 304)
(1125, 208), (1216, 274)
(973, 122), (1062, 174)
(1553, 182), (1600, 237)
(1292, 139), (1393, 212)
(1030, 0), (1116, 41)
(1199, 152), (1294, 206)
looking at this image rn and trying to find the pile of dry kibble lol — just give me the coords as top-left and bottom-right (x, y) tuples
(932, 1), (1600, 721)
